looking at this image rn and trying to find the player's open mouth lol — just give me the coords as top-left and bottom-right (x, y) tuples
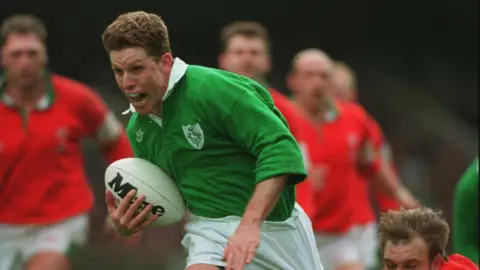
(128, 93), (147, 106)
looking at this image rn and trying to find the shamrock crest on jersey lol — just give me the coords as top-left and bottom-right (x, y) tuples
(136, 129), (144, 143)
(182, 123), (204, 150)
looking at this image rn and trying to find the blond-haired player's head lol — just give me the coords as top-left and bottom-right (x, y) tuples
(102, 11), (173, 115)
(379, 208), (450, 270)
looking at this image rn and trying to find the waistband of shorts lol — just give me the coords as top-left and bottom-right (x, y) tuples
(186, 203), (301, 231)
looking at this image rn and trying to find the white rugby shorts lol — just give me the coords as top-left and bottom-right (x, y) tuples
(0, 214), (88, 270)
(181, 203), (324, 270)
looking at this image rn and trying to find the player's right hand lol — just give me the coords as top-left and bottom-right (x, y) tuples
(103, 215), (143, 246)
(105, 189), (158, 236)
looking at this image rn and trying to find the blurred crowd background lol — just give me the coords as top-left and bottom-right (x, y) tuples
(1, 0), (478, 269)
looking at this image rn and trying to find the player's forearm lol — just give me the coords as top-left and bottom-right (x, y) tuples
(100, 133), (134, 163)
(241, 175), (288, 227)
(372, 161), (413, 205)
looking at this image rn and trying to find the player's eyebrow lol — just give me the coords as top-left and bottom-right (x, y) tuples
(111, 59), (144, 69)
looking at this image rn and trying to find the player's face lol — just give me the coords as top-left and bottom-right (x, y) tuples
(219, 35), (270, 80)
(0, 33), (47, 90)
(330, 68), (356, 101)
(383, 238), (441, 270)
(288, 56), (332, 106)
(110, 48), (173, 115)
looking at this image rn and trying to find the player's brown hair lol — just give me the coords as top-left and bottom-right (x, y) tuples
(1, 14), (47, 46)
(219, 21), (270, 52)
(101, 11), (171, 58)
(379, 208), (450, 262)
(334, 61), (357, 90)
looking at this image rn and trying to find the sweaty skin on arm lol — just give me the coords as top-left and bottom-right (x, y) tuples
(197, 74), (307, 224)
(453, 158), (479, 264)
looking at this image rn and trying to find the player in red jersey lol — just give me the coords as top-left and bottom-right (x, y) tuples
(218, 21), (305, 141)
(330, 61), (403, 269)
(287, 48), (419, 270)
(379, 208), (478, 270)
(0, 14), (133, 270)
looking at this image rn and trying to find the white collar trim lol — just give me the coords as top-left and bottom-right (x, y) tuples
(122, 57), (188, 115)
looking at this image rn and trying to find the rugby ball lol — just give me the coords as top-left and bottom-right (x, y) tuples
(105, 157), (185, 227)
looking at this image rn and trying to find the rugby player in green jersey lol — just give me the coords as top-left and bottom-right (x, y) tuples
(453, 158), (478, 264)
(101, 11), (323, 270)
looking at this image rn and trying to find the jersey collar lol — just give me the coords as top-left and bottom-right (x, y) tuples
(123, 57), (188, 115)
(0, 70), (55, 110)
(324, 99), (340, 123)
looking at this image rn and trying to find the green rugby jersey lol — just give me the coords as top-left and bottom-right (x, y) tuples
(125, 58), (307, 222)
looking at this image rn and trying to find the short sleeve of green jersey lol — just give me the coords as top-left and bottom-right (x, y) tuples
(194, 72), (307, 186)
(126, 113), (147, 159)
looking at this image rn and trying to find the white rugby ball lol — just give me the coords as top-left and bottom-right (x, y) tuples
(105, 157), (185, 227)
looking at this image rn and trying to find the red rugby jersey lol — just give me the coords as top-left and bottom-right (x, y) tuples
(442, 254), (479, 270)
(295, 101), (382, 233)
(0, 73), (132, 225)
(268, 88), (304, 141)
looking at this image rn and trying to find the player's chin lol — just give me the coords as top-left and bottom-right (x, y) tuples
(132, 102), (153, 115)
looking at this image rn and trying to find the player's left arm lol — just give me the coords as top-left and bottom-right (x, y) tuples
(374, 143), (402, 211)
(357, 111), (418, 208)
(197, 77), (306, 226)
(78, 86), (133, 162)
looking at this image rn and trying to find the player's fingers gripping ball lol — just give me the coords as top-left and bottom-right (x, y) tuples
(105, 157), (186, 228)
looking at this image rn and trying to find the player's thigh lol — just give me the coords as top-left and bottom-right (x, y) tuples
(186, 264), (225, 270)
(182, 219), (229, 269)
(255, 204), (322, 270)
(23, 214), (89, 270)
(24, 252), (71, 270)
(315, 231), (361, 270)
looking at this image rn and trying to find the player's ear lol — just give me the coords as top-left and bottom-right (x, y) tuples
(286, 71), (296, 94)
(160, 53), (174, 71)
(431, 254), (444, 270)
(0, 47), (4, 68)
(264, 56), (272, 74)
(218, 53), (226, 70)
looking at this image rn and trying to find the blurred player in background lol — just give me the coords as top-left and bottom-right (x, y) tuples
(287, 48), (419, 270)
(0, 14), (133, 270)
(218, 21), (304, 141)
(379, 207), (478, 270)
(453, 157), (478, 265)
(330, 61), (403, 269)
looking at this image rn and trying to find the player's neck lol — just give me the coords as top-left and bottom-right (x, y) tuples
(151, 82), (170, 116)
(152, 102), (162, 116)
(6, 81), (45, 110)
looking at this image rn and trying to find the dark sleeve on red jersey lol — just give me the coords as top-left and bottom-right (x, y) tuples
(76, 84), (133, 163)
